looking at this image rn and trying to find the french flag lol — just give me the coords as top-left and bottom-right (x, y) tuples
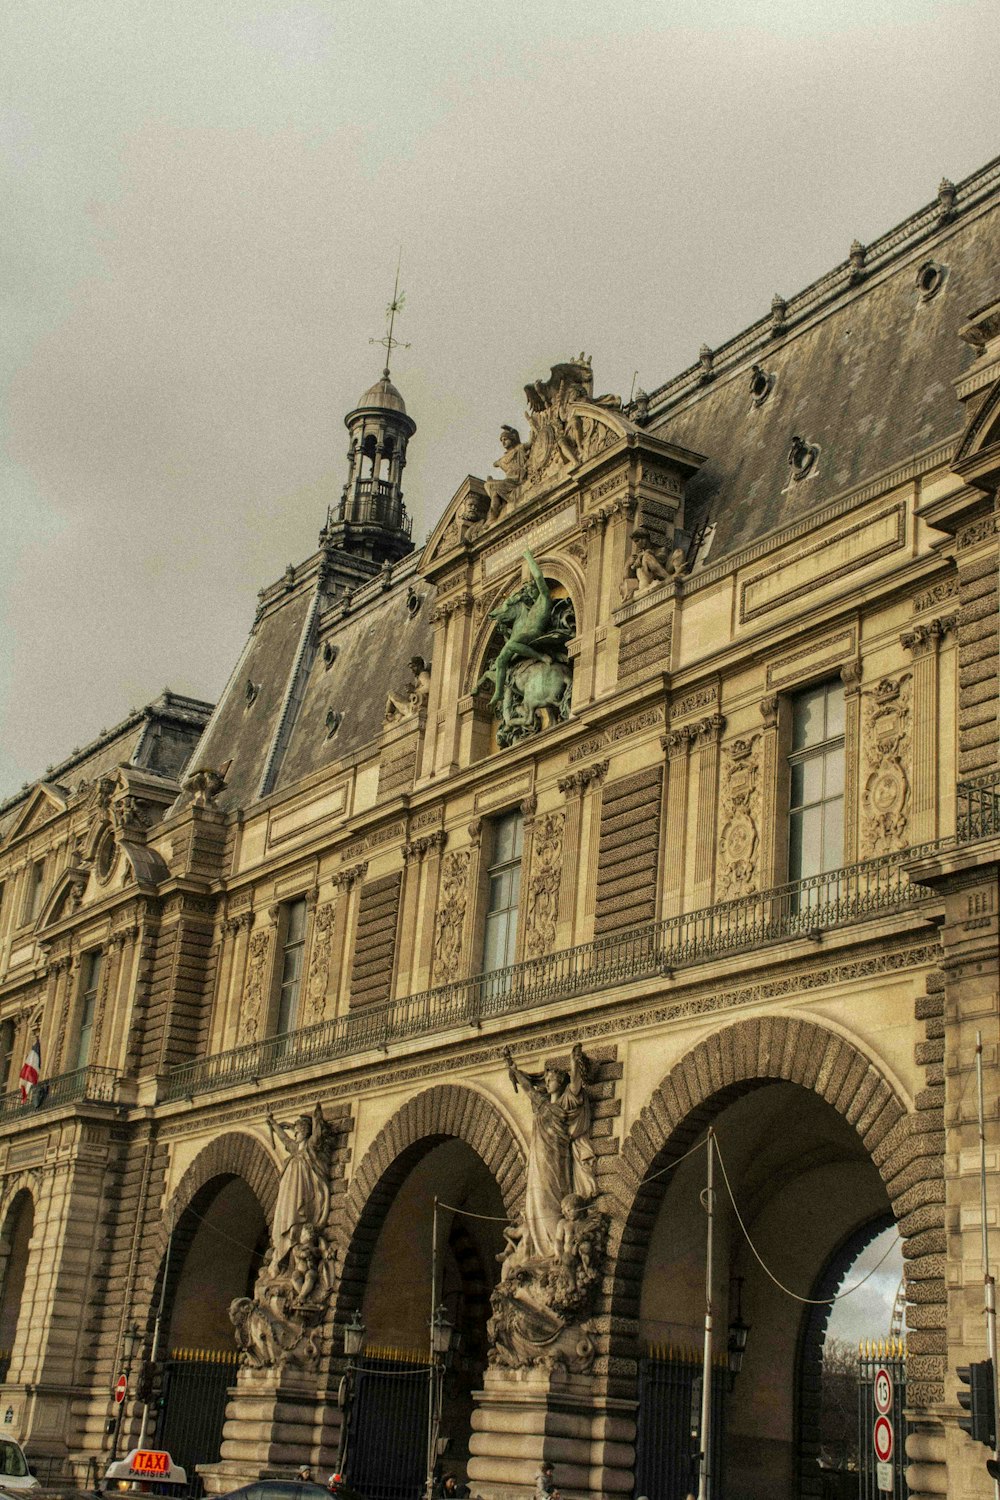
(18, 1040), (40, 1105)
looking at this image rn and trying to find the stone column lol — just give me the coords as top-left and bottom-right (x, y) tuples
(420, 606), (451, 781)
(659, 727), (693, 917)
(691, 713), (725, 909)
(574, 511), (610, 707)
(513, 797), (538, 965)
(201, 1367), (343, 1495)
(331, 864), (367, 1015)
(411, 833), (450, 993)
(468, 1369), (636, 1497)
(396, 839), (429, 996)
(901, 616), (956, 847)
(757, 695), (780, 888)
(841, 661), (863, 866)
(904, 847), (1000, 1500)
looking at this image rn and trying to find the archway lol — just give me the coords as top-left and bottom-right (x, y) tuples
(0, 1192), (35, 1383)
(610, 1018), (935, 1500)
(337, 1087), (524, 1500)
(151, 1151), (273, 1480)
(795, 1213), (898, 1497)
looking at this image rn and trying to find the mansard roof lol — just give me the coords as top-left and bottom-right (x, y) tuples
(648, 157), (1000, 568)
(178, 551), (434, 815)
(0, 690), (213, 844)
(172, 158), (1000, 822)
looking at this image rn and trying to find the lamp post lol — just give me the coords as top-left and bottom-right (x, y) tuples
(336, 1309), (367, 1479)
(424, 1304), (456, 1500)
(109, 1321), (141, 1464)
(726, 1277), (751, 1391)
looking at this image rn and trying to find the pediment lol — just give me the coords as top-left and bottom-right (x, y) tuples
(953, 375), (1000, 493)
(36, 863), (90, 930)
(4, 783), (68, 844)
(421, 357), (705, 583)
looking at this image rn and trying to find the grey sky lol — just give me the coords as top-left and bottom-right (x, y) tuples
(2, 0), (998, 798)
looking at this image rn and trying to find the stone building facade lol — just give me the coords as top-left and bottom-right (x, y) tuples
(1, 158), (1000, 1498)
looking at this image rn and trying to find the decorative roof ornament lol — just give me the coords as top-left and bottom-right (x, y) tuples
(368, 247), (411, 382)
(937, 177), (957, 224)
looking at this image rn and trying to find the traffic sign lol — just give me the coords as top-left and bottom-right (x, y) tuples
(873, 1413), (893, 1463)
(114, 1375), (127, 1405)
(874, 1365), (893, 1415)
(876, 1458), (893, 1492)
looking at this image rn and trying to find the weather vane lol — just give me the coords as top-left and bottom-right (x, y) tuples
(369, 248), (411, 377)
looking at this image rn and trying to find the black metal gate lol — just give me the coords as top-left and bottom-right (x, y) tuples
(157, 1347), (239, 1486)
(349, 1349), (429, 1500)
(634, 1347), (727, 1500)
(858, 1341), (908, 1500)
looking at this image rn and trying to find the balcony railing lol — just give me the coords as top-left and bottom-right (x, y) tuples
(161, 842), (943, 1105)
(0, 1065), (119, 1126)
(956, 772), (1000, 844)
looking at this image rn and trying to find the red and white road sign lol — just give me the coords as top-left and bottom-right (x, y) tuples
(874, 1365), (893, 1415)
(114, 1375), (127, 1405)
(873, 1413), (893, 1463)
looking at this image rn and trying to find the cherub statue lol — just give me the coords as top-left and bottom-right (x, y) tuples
(289, 1222), (322, 1306)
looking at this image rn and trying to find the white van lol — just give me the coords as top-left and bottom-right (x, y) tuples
(0, 1438), (40, 1494)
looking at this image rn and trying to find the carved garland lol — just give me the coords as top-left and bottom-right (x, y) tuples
(524, 812), (565, 959)
(717, 735), (762, 899)
(239, 928), (273, 1045)
(433, 851), (471, 985)
(860, 674), (912, 856)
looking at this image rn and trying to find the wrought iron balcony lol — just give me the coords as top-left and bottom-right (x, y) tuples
(0, 1065), (120, 1126)
(161, 842), (943, 1105)
(956, 772), (1000, 843)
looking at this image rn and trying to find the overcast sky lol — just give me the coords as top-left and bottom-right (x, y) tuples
(2, 0), (998, 799)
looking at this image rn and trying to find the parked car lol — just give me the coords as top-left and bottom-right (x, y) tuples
(0, 1438), (40, 1494)
(216, 1484), (338, 1500)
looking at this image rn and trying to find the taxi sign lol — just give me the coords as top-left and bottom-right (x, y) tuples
(103, 1449), (188, 1488)
(130, 1451), (171, 1476)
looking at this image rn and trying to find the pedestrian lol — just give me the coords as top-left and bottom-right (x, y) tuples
(534, 1462), (557, 1500)
(296, 1468), (313, 1483)
(441, 1476), (469, 1499)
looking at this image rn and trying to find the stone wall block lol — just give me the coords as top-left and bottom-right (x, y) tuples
(904, 1252), (946, 1283)
(902, 1228), (947, 1258)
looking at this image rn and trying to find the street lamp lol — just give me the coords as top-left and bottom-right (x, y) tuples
(727, 1278), (751, 1389)
(109, 1322), (142, 1463)
(336, 1310), (367, 1478)
(425, 1305), (457, 1500)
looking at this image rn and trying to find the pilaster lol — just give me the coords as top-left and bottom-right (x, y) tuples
(901, 616), (955, 845)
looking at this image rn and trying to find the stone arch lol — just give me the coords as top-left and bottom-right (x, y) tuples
(794, 1211), (894, 1497)
(605, 1016), (939, 1369)
(334, 1084), (525, 1324)
(0, 1172), (40, 1226)
(158, 1131), (279, 1267)
(463, 559), (584, 699)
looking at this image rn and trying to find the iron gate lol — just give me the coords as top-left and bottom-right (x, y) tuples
(634, 1347), (727, 1500)
(858, 1341), (908, 1500)
(157, 1347), (239, 1487)
(349, 1348), (429, 1500)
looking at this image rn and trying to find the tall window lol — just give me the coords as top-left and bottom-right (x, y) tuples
(75, 951), (103, 1070)
(275, 899), (307, 1035)
(482, 813), (523, 974)
(788, 679), (845, 882)
(0, 1023), (14, 1095)
(22, 862), (45, 926)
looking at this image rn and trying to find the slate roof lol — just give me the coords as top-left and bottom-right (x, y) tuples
(648, 158), (1000, 567)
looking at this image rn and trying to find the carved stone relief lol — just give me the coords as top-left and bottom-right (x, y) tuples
(524, 812), (564, 960)
(717, 735), (762, 899)
(238, 928), (273, 1045)
(433, 851), (471, 985)
(861, 675), (912, 855)
(304, 901), (337, 1025)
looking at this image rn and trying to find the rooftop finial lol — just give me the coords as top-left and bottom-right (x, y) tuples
(369, 247), (411, 378)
